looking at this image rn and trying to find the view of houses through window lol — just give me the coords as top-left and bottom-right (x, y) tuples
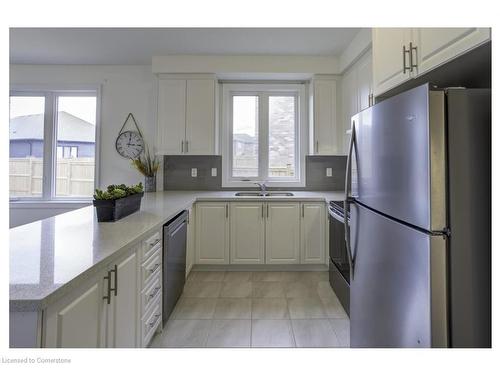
(9, 93), (97, 199)
(231, 92), (297, 181)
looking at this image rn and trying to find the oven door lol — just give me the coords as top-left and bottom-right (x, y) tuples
(328, 207), (350, 284)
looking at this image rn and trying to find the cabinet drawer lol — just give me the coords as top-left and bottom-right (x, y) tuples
(142, 295), (162, 347)
(142, 231), (162, 261)
(141, 271), (162, 316)
(141, 248), (162, 287)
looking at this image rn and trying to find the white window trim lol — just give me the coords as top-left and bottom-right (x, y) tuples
(9, 85), (101, 203)
(221, 83), (307, 188)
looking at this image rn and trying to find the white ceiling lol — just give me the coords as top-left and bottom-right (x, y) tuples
(10, 28), (362, 65)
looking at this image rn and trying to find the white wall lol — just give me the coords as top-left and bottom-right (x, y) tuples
(10, 64), (156, 226)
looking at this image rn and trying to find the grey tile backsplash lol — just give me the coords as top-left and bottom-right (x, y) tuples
(164, 156), (222, 190)
(163, 155), (346, 191)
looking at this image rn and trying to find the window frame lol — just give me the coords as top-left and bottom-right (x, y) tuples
(221, 83), (307, 188)
(9, 86), (101, 203)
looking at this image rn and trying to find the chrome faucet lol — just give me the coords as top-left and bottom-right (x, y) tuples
(254, 182), (267, 196)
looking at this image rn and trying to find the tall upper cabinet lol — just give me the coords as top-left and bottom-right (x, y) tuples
(157, 75), (216, 155)
(372, 28), (491, 97)
(310, 76), (339, 155)
(340, 50), (372, 153)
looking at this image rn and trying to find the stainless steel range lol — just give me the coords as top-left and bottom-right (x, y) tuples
(328, 200), (350, 315)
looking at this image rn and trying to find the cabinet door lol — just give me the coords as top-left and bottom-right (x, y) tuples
(157, 79), (186, 155)
(313, 79), (337, 154)
(107, 249), (139, 348)
(372, 28), (413, 96)
(357, 51), (373, 111)
(230, 202), (265, 264)
(341, 68), (358, 154)
(185, 79), (215, 155)
(416, 28), (490, 75)
(195, 203), (229, 264)
(300, 203), (326, 264)
(265, 203), (300, 264)
(186, 206), (195, 277)
(44, 275), (105, 348)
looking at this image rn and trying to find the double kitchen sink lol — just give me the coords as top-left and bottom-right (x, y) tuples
(234, 192), (294, 197)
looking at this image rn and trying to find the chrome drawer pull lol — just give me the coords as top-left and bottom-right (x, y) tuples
(149, 313), (161, 328)
(149, 239), (161, 248)
(148, 263), (161, 274)
(148, 286), (161, 301)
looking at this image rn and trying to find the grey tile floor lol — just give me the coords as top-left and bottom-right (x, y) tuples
(149, 271), (349, 348)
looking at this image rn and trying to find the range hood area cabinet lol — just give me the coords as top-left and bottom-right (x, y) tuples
(156, 74), (217, 155)
(372, 28), (491, 97)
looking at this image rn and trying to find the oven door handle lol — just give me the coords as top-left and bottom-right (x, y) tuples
(328, 206), (345, 223)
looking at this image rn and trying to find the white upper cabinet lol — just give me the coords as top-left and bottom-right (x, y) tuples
(185, 79), (216, 155)
(372, 28), (414, 97)
(311, 77), (338, 155)
(157, 79), (186, 154)
(340, 50), (373, 154)
(229, 202), (265, 264)
(415, 28), (491, 75)
(265, 203), (300, 264)
(372, 28), (490, 97)
(195, 202), (229, 264)
(157, 75), (216, 155)
(356, 52), (373, 112)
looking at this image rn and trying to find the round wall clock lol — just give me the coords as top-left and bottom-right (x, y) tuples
(115, 130), (144, 159)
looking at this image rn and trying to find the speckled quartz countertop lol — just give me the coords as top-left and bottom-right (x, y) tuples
(10, 190), (345, 312)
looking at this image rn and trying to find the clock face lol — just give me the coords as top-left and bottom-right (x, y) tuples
(115, 131), (144, 159)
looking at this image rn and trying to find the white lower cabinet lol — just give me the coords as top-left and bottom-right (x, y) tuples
(300, 203), (326, 264)
(230, 202), (265, 264)
(44, 275), (105, 348)
(43, 230), (163, 348)
(106, 248), (139, 348)
(195, 200), (327, 266)
(186, 206), (195, 277)
(265, 203), (301, 264)
(195, 202), (230, 264)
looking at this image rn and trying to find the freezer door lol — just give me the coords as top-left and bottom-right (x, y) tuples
(350, 202), (448, 348)
(351, 83), (446, 231)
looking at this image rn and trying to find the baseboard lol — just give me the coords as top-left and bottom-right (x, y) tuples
(191, 264), (329, 272)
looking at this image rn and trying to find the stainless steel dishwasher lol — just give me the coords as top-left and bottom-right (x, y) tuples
(162, 210), (188, 323)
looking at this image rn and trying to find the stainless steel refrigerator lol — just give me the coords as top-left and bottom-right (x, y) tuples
(345, 83), (491, 348)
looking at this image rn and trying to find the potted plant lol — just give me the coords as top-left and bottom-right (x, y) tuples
(93, 183), (144, 222)
(131, 146), (160, 192)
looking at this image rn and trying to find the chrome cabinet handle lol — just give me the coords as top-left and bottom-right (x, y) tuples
(301, 204), (305, 218)
(185, 140), (189, 153)
(403, 45), (411, 74)
(261, 204), (264, 218)
(409, 42), (418, 72)
(103, 273), (111, 304)
(149, 313), (161, 328)
(344, 121), (356, 280)
(109, 264), (118, 296)
(181, 140), (184, 153)
(315, 140), (319, 153)
(149, 263), (161, 274)
(266, 204), (269, 218)
(225, 204), (228, 218)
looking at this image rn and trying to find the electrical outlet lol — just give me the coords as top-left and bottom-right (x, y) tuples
(326, 167), (333, 177)
(191, 168), (197, 177)
(211, 167), (217, 177)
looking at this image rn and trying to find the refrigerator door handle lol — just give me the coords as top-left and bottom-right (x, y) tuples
(344, 121), (356, 279)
